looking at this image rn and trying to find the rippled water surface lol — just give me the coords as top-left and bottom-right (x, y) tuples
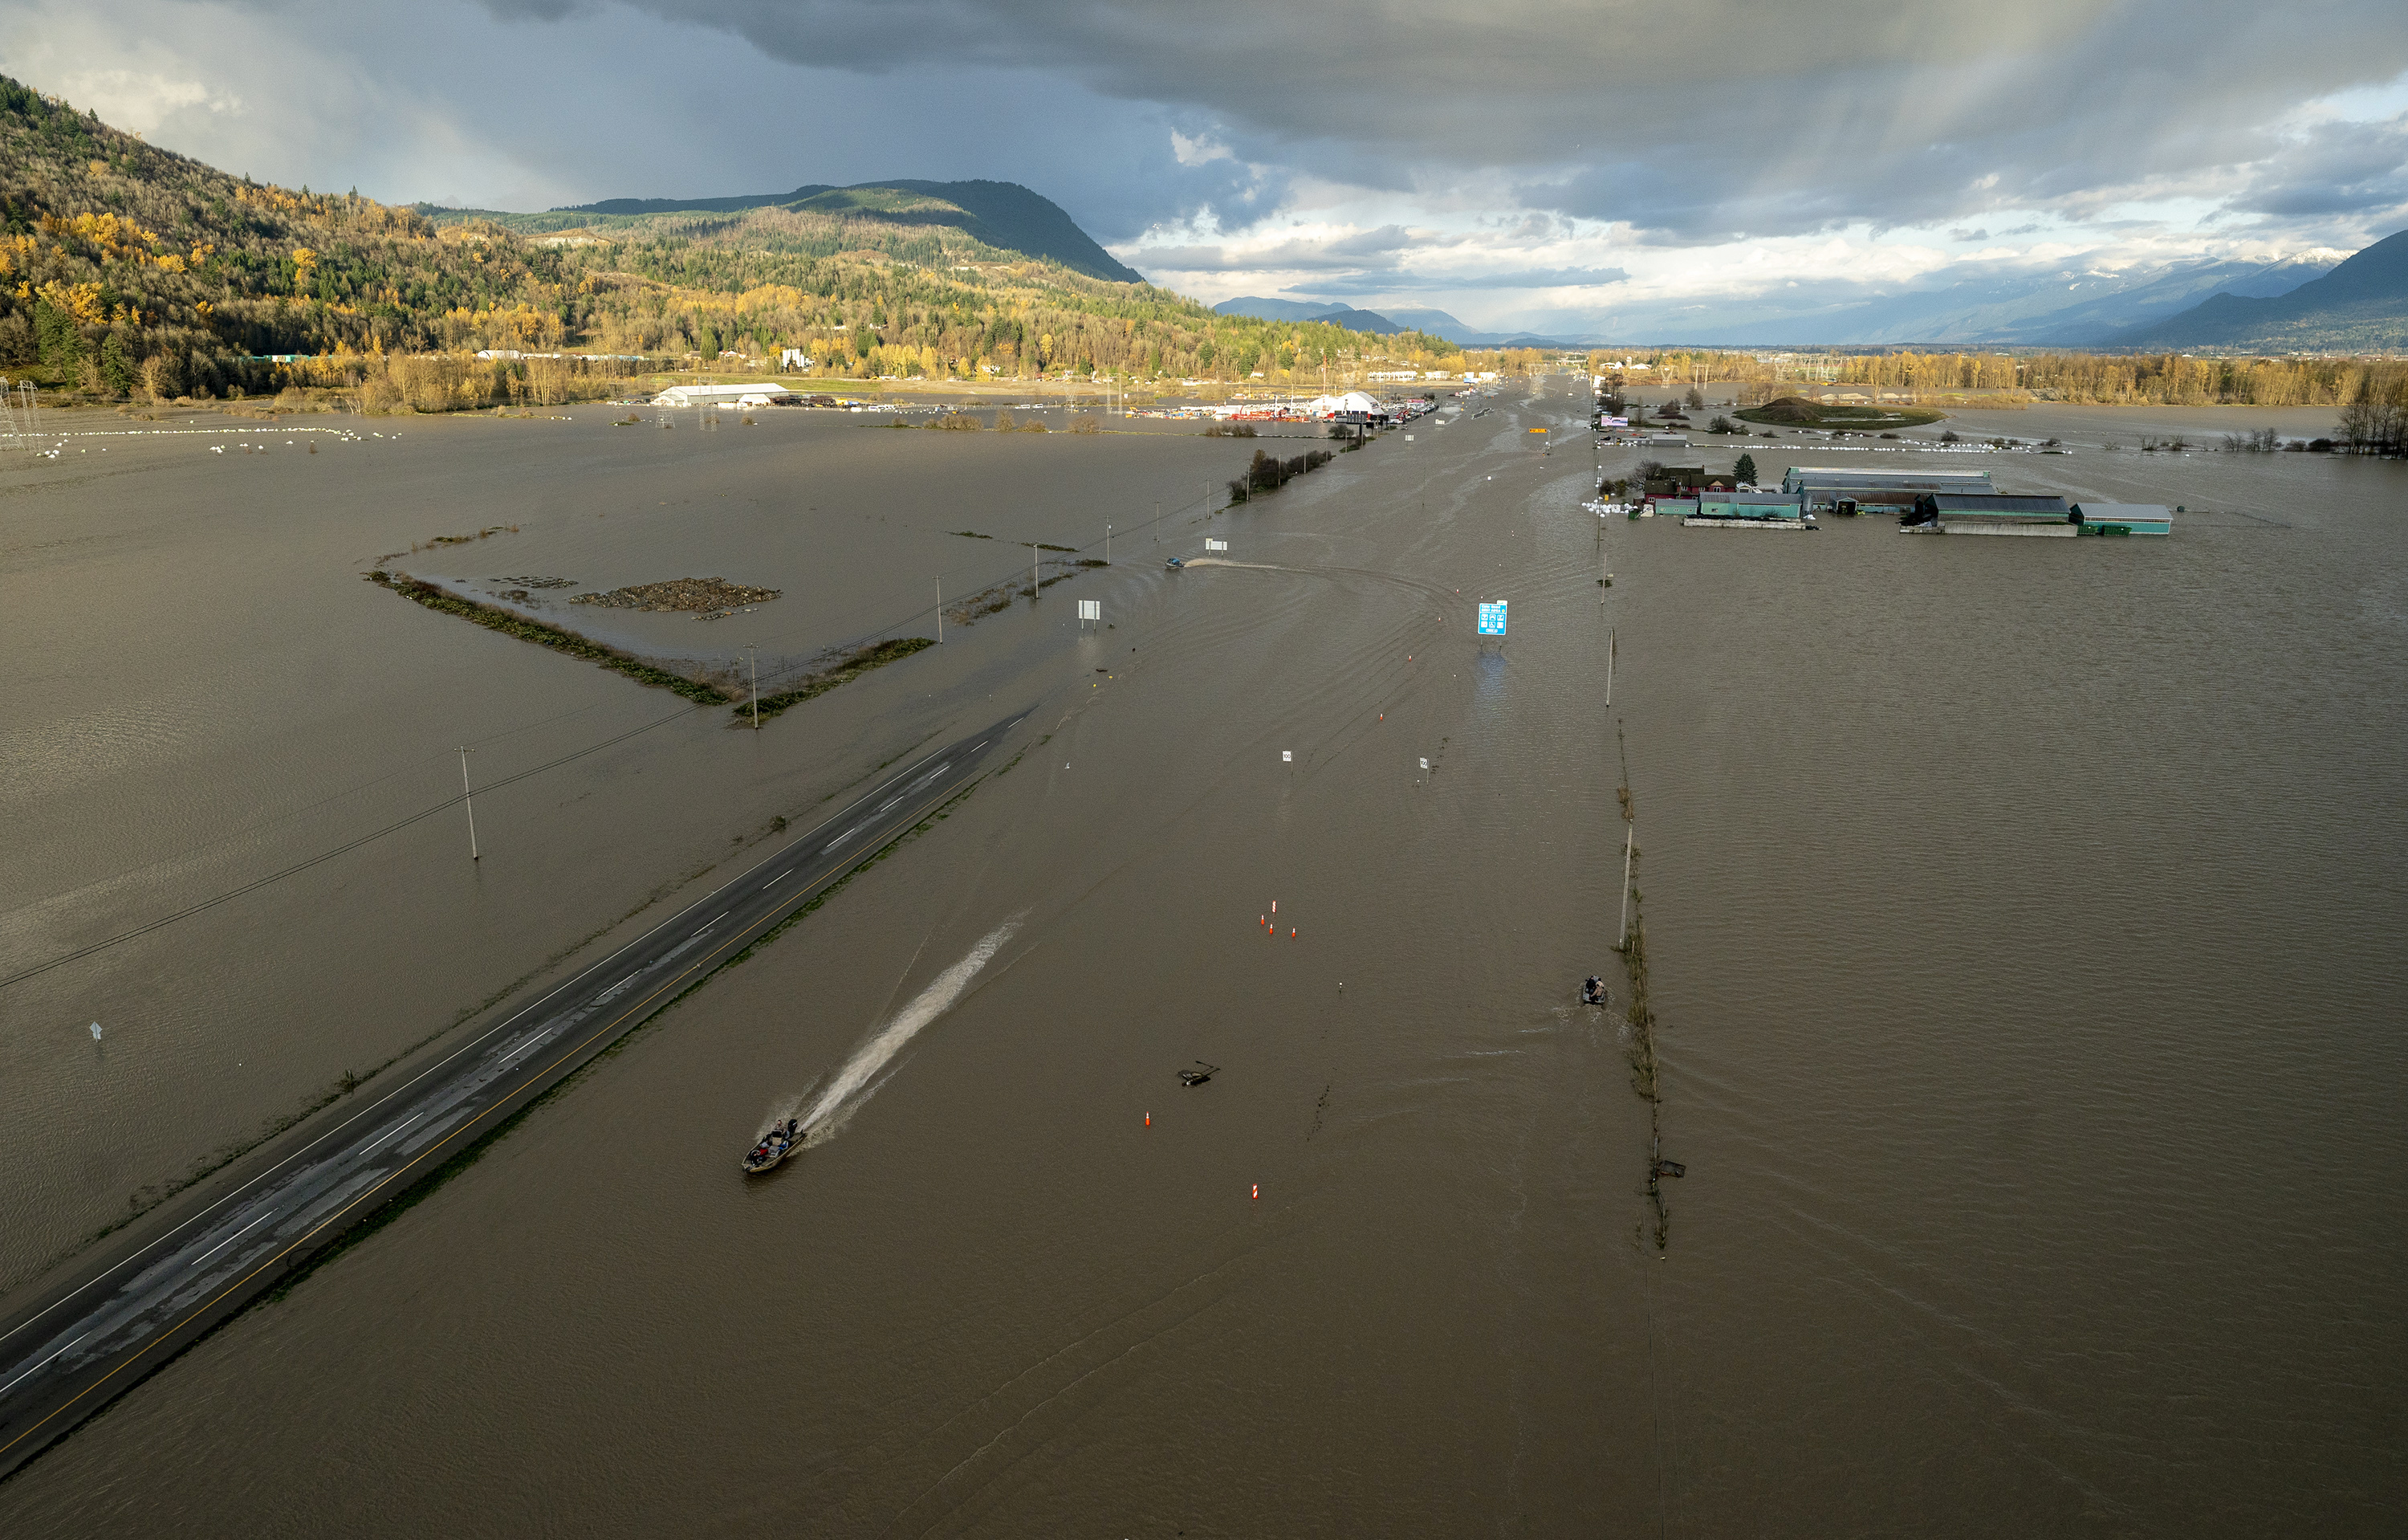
(2, 389), (2402, 1534)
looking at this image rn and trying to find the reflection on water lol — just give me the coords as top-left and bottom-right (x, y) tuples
(1472, 645), (1508, 703)
(2, 390), (2402, 1534)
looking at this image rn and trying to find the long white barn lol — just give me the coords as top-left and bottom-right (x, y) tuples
(651, 382), (802, 408)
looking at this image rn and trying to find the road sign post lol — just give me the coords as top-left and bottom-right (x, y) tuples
(1477, 601), (1508, 637)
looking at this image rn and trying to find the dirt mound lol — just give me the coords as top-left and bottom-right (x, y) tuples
(571, 576), (781, 612)
(1749, 396), (1825, 423)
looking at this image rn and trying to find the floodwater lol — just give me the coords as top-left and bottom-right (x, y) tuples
(2, 384), (2402, 1534)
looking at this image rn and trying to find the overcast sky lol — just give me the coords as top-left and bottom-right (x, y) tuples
(9, 0), (2407, 336)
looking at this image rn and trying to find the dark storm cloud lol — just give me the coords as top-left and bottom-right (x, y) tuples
(580, 0), (2408, 240)
(25, 0), (2408, 334)
(2225, 112), (2408, 222)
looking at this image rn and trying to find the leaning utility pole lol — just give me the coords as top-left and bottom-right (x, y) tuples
(457, 748), (480, 862)
(746, 644), (759, 728)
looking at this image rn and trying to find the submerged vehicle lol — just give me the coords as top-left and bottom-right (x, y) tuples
(742, 1118), (803, 1174)
(1178, 1061), (1219, 1087)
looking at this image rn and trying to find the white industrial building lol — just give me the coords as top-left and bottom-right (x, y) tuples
(650, 382), (802, 408)
(1304, 390), (1385, 418)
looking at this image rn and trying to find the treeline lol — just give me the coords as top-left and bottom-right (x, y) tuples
(2337, 381), (2408, 453)
(1597, 347), (2408, 409)
(1226, 446), (1338, 503)
(270, 352), (644, 413)
(0, 71), (1454, 409)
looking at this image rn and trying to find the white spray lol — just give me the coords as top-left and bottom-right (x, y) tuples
(800, 917), (1020, 1143)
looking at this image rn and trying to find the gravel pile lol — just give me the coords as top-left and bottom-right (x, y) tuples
(571, 576), (782, 612)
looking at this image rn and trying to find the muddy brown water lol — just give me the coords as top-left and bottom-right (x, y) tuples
(2, 385), (2402, 1534)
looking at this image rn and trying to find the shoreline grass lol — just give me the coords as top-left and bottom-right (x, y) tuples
(372, 574), (732, 704)
(742, 638), (934, 724)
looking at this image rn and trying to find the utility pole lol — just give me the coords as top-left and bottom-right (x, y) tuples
(746, 643), (759, 728)
(458, 747), (479, 862)
(935, 579), (943, 643)
(1105, 523), (1112, 563)
(1618, 823), (1633, 945)
(1032, 540), (1039, 598)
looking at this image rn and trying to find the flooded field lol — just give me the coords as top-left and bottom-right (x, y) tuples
(2, 385), (2402, 1534)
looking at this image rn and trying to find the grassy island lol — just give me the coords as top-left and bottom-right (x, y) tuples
(1733, 395), (1946, 430)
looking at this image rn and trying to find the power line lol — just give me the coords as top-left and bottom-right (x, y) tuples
(6, 479), (1228, 989)
(0, 697), (717, 992)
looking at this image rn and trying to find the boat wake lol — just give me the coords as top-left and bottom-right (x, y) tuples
(800, 916), (1021, 1143)
(758, 1087), (813, 1139)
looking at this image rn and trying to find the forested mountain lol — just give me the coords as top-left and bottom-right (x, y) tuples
(1212, 297), (1406, 335)
(0, 74), (1454, 407)
(2107, 230), (2408, 352)
(545, 180), (1143, 283)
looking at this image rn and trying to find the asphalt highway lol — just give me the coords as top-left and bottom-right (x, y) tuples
(0, 708), (1028, 1480)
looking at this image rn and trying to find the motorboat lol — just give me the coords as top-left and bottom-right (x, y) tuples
(742, 1118), (802, 1173)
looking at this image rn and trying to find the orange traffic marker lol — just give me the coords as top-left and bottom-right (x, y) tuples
(1251, 1184), (1259, 1200)
(1271, 902), (1277, 914)
(1145, 1112), (1151, 1126)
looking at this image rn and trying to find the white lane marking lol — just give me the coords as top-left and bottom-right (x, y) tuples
(189, 1211), (275, 1268)
(497, 1033), (551, 1068)
(359, 1112), (425, 1156)
(765, 870), (789, 886)
(0, 727), (1007, 1364)
(696, 913), (726, 935)
(593, 972), (641, 1004)
(0, 1332), (88, 1399)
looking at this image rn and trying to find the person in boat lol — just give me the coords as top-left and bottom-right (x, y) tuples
(1582, 976), (1607, 1005)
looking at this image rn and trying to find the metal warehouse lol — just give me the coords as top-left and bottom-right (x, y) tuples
(2070, 503), (2174, 536)
(1696, 491), (1808, 521)
(1905, 493), (2076, 536)
(1782, 466), (1995, 511)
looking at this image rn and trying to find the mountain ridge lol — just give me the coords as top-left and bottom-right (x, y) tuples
(550, 179), (1144, 283)
(1210, 297), (1583, 348)
(1210, 296), (1405, 334)
(2105, 229), (2408, 352)
(0, 71), (1454, 408)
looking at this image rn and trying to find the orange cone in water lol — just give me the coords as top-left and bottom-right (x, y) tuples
(1251, 1184), (1259, 1200)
